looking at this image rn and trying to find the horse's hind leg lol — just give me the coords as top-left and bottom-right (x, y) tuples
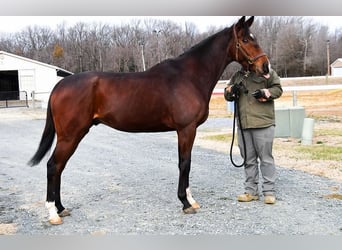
(46, 131), (89, 225)
(46, 155), (62, 225)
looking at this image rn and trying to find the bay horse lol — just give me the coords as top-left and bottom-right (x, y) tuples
(29, 16), (269, 225)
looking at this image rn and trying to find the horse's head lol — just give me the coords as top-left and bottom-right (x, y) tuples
(229, 16), (270, 76)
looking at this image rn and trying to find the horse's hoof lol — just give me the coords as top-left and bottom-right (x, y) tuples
(191, 202), (200, 209)
(183, 207), (197, 214)
(49, 216), (63, 225)
(58, 209), (71, 217)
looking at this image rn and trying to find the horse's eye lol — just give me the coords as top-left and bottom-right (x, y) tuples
(243, 33), (255, 43)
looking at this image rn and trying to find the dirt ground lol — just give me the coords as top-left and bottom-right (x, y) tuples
(1, 77), (342, 235)
(1, 105), (342, 235)
(1, 108), (342, 236)
(276, 89), (342, 118)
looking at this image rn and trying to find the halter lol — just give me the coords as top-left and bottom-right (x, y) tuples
(233, 24), (267, 65)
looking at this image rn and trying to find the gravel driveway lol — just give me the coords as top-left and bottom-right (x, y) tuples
(0, 108), (341, 235)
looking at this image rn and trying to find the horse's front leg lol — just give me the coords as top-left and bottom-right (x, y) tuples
(177, 126), (200, 214)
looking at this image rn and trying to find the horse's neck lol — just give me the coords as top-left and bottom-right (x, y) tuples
(182, 29), (233, 101)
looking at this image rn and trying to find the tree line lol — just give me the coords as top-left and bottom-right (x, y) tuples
(0, 16), (341, 79)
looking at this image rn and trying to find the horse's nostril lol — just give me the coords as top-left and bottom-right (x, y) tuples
(263, 62), (269, 74)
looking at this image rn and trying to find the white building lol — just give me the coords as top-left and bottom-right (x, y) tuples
(0, 50), (72, 107)
(331, 58), (342, 76)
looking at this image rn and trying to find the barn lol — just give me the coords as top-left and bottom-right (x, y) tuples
(0, 51), (72, 107)
(331, 58), (342, 76)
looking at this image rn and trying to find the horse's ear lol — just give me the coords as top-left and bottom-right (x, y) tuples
(245, 16), (254, 27)
(236, 16), (246, 28)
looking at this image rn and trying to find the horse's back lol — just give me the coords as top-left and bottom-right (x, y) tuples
(49, 68), (207, 133)
(49, 71), (175, 132)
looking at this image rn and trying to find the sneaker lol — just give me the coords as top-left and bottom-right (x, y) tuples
(237, 193), (259, 202)
(264, 195), (276, 204)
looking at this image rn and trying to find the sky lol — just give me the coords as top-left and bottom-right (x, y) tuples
(0, 16), (341, 34)
(0, 16), (236, 34)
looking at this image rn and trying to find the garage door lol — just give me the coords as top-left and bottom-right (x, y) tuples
(19, 69), (35, 93)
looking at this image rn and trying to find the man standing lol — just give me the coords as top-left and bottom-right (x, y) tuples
(224, 68), (283, 204)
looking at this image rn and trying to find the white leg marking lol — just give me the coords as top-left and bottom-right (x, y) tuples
(186, 187), (200, 209)
(186, 188), (196, 205)
(45, 202), (61, 223)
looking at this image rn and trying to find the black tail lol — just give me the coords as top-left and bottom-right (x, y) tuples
(28, 99), (56, 166)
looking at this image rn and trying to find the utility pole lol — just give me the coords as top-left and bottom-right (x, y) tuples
(303, 38), (308, 75)
(139, 40), (146, 71)
(153, 29), (162, 62)
(326, 40), (330, 76)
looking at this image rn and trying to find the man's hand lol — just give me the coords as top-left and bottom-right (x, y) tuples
(225, 85), (232, 93)
(252, 89), (271, 102)
(261, 88), (272, 99)
(225, 85), (240, 95)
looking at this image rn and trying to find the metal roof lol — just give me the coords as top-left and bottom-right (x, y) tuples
(0, 50), (73, 76)
(331, 58), (342, 68)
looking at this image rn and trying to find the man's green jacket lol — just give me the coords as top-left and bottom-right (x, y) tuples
(224, 69), (283, 129)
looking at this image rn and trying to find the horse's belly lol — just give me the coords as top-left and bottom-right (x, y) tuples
(99, 113), (174, 133)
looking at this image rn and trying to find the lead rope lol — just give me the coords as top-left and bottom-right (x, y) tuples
(229, 100), (247, 167)
(229, 92), (247, 168)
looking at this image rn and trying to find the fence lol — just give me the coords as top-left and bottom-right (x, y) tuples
(214, 82), (342, 107)
(30, 91), (51, 109)
(0, 91), (29, 108)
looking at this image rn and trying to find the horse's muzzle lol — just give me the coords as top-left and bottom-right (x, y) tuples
(262, 62), (270, 75)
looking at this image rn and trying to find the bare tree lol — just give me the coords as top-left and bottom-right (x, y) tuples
(1, 17), (342, 78)
(310, 25), (329, 75)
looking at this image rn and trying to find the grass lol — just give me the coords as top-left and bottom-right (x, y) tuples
(202, 133), (232, 142)
(295, 145), (342, 161)
(315, 128), (342, 137)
